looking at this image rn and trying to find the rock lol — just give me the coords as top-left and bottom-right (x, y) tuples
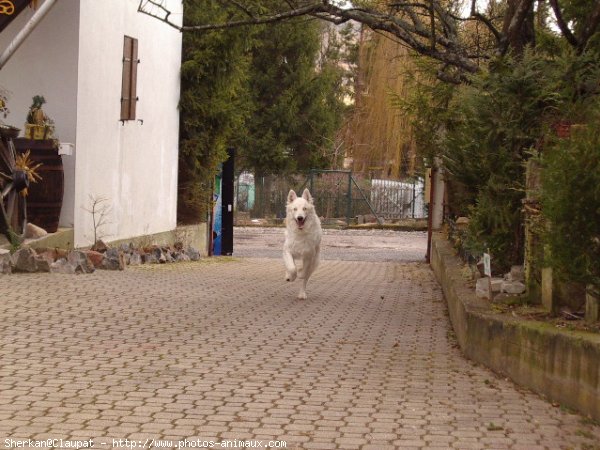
(476, 277), (492, 299)
(35, 249), (58, 264)
(50, 258), (76, 274)
(144, 252), (158, 264)
(146, 247), (166, 263)
(490, 278), (504, 293)
(187, 246), (200, 261)
(101, 248), (124, 270)
(34, 257), (51, 272)
(501, 280), (526, 295)
(36, 247), (68, 262)
(24, 223), (48, 239)
(455, 216), (470, 230)
(45, 248), (69, 261)
(0, 250), (12, 275)
(91, 239), (108, 253)
(174, 252), (191, 262)
(68, 250), (95, 273)
(34, 247), (54, 262)
(84, 250), (104, 268)
(11, 248), (38, 272)
(157, 247), (167, 263)
(506, 265), (525, 282)
(119, 243), (132, 253)
(129, 252), (142, 266)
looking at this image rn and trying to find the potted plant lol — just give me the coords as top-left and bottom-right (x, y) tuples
(25, 95), (54, 140)
(0, 88), (20, 140)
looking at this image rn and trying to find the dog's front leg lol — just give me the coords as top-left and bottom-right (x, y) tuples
(283, 249), (297, 282)
(298, 254), (316, 300)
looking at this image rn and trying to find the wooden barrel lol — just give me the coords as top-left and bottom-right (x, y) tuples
(14, 138), (64, 233)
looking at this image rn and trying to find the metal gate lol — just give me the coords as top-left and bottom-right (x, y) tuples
(234, 170), (425, 225)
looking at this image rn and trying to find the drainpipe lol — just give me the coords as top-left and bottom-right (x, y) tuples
(0, 0), (58, 70)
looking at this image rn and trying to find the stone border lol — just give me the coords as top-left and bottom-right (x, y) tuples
(430, 233), (600, 421)
(0, 224), (207, 255)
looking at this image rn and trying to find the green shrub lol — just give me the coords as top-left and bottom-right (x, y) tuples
(542, 121), (600, 291)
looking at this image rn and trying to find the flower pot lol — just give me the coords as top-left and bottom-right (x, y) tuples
(0, 125), (20, 139)
(24, 124), (54, 140)
(552, 121), (571, 138)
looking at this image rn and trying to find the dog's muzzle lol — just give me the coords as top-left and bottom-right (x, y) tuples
(296, 216), (306, 229)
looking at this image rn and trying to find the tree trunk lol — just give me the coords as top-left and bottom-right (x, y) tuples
(502, 0), (536, 55)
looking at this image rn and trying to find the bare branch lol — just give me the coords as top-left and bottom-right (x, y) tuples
(469, 1), (502, 44)
(548, 0), (579, 48)
(182, 3), (329, 32)
(139, 0), (482, 75)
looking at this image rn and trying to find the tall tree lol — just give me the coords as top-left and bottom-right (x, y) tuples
(177, 1), (256, 223)
(343, 29), (419, 179)
(139, 0), (600, 84)
(177, 1), (348, 221)
(239, 18), (347, 176)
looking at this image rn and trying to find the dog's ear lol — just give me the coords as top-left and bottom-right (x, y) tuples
(302, 188), (314, 204)
(287, 190), (297, 204)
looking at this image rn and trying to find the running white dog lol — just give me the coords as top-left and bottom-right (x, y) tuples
(283, 188), (322, 299)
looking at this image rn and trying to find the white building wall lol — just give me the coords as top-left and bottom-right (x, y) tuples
(75, 0), (182, 247)
(1, 0), (182, 247)
(0, 0), (80, 229)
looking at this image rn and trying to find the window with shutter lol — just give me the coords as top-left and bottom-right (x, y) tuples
(120, 36), (139, 121)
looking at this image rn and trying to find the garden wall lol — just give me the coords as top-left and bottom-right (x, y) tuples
(430, 233), (600, 421)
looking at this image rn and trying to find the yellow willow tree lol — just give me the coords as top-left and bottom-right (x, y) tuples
(341, 28), (418, 179)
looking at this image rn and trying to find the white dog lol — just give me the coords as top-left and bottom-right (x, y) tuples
(283, 188), (322, 299)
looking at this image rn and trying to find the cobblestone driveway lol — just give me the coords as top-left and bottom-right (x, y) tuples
(1, 233), (600, 449)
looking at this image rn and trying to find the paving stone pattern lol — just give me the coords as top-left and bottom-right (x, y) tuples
(1, 256), (600, 449)
(233, 227), (428, 262)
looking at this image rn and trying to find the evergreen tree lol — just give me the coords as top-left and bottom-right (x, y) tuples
(178, 1), (255, 223)
(178, 3), (348, 221)
(239, 18), (347, 177)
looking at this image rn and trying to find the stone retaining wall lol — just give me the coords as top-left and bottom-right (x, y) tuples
(430, 233), (600, 421)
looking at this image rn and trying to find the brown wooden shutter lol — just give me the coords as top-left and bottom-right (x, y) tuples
(120, 36), (139, 120)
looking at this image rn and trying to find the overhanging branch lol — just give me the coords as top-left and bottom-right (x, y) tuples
(138, 0), (482, 76)
(548, 0), (579, 48)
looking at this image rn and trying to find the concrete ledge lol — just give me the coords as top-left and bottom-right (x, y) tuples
(430, 233), (600, 421)
(108, 223), (207, 257)
(0, 228), (75, 251)
(0, 224), (207, 257)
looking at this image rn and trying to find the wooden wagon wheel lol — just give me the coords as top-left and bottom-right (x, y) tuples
(0, 126), (29, 245)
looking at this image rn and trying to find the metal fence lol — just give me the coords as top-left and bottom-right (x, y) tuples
(234, 170), (426, 224)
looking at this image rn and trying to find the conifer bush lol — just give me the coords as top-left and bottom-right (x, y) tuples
(541, 121), (600, 293)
